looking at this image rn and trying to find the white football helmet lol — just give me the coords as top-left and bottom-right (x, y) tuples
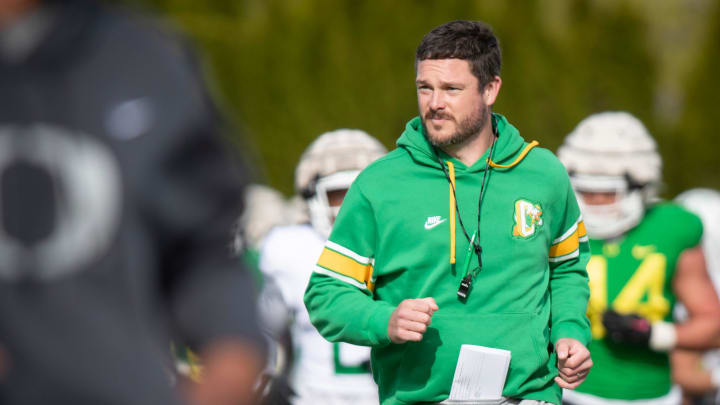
(557, 111), (662, 239)
(295, 129), (387, 238)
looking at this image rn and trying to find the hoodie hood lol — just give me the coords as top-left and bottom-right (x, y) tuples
(397, 113), (530, 172)
(396, 113), (539, 265)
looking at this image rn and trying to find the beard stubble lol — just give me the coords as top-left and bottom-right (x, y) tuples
(422, 102), (489, 148)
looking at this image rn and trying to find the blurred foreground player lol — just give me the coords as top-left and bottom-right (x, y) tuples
(0, 1), (265, 404)
(258, 129), (386, 405)
(558, 112), (720, 404)
(672, 188), (720, 405)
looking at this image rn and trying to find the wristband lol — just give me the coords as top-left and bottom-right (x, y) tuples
(649, 321), (677, 351)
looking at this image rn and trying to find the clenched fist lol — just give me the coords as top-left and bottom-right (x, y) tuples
(554, 338), (592, 390)
(388, 297), (438, 343)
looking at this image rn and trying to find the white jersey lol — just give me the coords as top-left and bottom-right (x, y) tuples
(259, 224), (378, 405)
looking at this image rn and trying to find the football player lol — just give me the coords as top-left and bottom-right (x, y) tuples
(258, 129), (387, 405)
(671, 188), (720, 405)
(557, 112), (720, 405)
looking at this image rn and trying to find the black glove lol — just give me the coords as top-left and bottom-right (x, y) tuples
(602, 309), (651, 347)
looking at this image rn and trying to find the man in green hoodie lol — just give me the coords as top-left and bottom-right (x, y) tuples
(304, 20), (592, 405)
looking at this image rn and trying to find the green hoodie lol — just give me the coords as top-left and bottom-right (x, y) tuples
(304, 114), (591, 405)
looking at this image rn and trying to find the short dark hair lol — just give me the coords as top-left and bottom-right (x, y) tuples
(415, 20), (501, 88)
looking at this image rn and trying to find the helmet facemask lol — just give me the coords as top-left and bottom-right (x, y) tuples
(305, 170), (360, 239)
(570, 174), (645, 240)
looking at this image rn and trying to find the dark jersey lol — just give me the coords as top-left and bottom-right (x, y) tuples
(0, 1), (262, 404)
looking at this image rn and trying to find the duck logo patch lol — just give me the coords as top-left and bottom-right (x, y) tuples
(512, 199), (543, 238)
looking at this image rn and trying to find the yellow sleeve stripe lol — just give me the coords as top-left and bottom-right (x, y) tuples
(578, 220), (587, 238)
(317, 247), (374, 286)
(549, 228), (579, 258)
(314, 266), (368, 290)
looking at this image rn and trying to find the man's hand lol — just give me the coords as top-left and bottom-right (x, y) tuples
(185, 339), (265, 405)
(554, 338), (592, 390)
(387, 297), (438, 343)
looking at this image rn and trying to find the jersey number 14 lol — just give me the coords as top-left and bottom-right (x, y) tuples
(587, 253), (671, 339)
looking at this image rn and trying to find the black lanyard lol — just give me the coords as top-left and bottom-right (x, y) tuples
(435, 131), (497, 299)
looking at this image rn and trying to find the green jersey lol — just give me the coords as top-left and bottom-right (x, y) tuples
(576, 203), (702, 400)
(304, 114), (591, 405)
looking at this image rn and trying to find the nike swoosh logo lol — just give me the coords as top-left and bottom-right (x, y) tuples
(632, 244), (656, 259)
(424, 219), (447, 230)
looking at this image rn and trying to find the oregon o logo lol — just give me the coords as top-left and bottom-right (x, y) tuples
(0, 124), (122, 281)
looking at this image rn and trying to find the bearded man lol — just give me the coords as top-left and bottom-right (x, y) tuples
(304, 20), (593, 405)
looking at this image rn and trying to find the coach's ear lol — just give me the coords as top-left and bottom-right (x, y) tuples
(482, 76), (502, 106)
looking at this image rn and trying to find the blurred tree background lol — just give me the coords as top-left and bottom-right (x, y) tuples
(119, 0), (718, 197)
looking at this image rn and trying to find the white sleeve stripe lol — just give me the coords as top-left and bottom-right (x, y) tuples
(314, 266), (368, 290)
(553, 223), (577, 245)
(552, 215), (583, 244)
(548, 249), (580, 263)
(324, 240), (372, 265)
(579, 235), (589, 243)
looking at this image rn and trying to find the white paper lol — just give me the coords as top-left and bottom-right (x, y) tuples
(447, 344), (511, 402)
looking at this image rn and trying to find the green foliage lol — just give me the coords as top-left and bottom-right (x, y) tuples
(670, 4), (720, 196)
(120, 0), (718, 196)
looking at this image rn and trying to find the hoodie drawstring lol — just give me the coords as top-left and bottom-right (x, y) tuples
(447, 161), (456, 264)
(488, 141), (539, 168)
